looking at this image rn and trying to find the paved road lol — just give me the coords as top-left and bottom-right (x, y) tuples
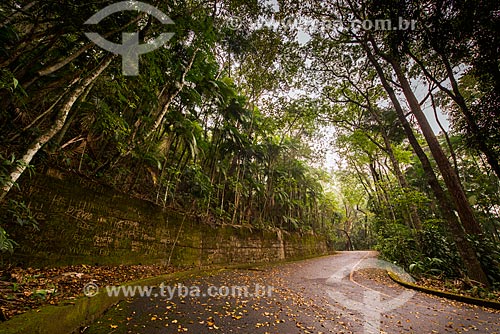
(84, 251), (500, 333)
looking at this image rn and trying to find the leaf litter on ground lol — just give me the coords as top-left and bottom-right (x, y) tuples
(0, 263), (179, 320)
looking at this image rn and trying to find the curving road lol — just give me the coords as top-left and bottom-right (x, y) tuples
(84, 251), (500, 333)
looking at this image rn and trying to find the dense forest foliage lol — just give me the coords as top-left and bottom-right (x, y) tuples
(1, 0), (499, 288)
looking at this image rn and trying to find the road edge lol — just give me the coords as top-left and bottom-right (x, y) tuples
(388, 271), (500, 310)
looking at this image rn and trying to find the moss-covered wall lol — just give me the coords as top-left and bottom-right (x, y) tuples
(1, 170), (330, 268)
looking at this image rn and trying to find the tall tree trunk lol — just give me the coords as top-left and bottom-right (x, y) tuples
(149, 50), (199, 137)
(0, 55), (115, 203)
(430, 91), (460, 177)
(364, 44), (490, 286)
(386, 56), (482, 236)
(408, 48), (500, 180)
(0, 1), (37, 29)
(231, 162), (242, 225)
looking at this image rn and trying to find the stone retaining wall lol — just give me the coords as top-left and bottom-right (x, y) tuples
(1, 170), (330, 268)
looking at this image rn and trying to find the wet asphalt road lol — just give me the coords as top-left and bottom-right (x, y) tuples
(83, 251), (500, 333)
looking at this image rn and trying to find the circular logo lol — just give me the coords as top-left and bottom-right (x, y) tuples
(83, 282), (99, 297)
(225, 16), (242, 30)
